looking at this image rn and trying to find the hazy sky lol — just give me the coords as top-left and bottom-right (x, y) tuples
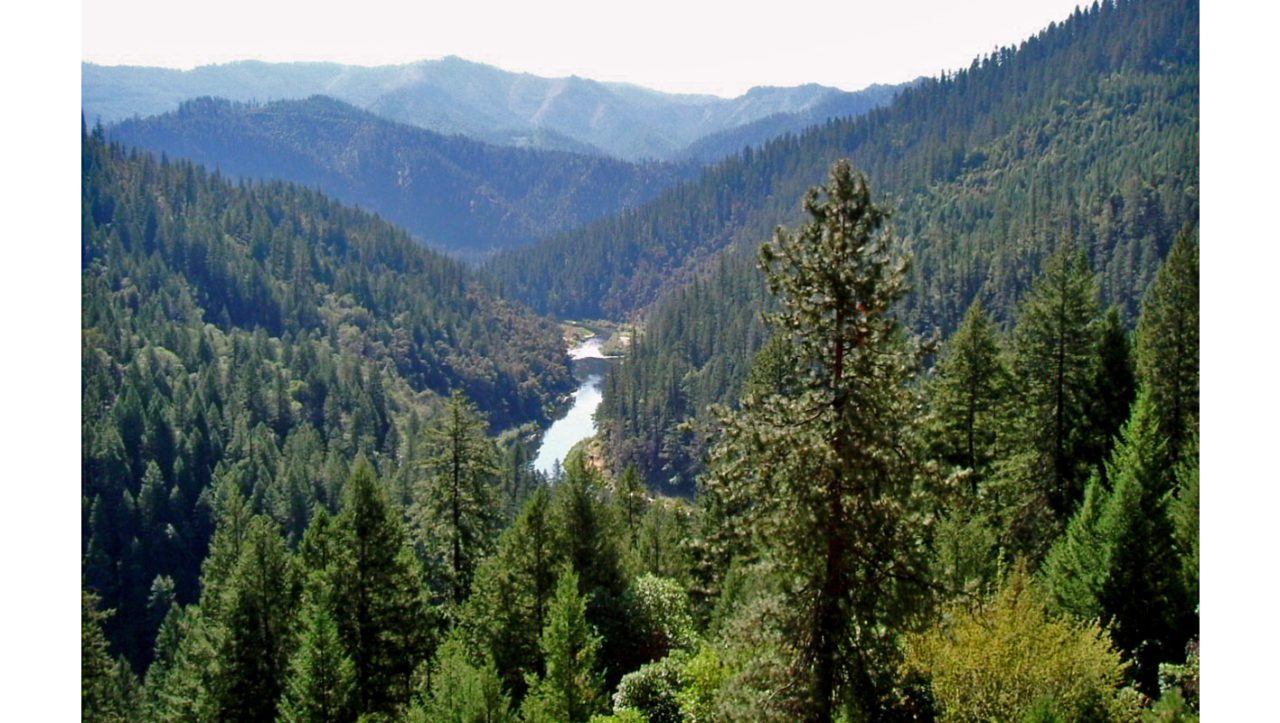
(83, 0), (1087, 97)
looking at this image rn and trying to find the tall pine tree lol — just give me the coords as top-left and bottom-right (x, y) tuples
(705, 160), (931, 719)
(415, 393), (502, 607)
(331, 458), (433, 716)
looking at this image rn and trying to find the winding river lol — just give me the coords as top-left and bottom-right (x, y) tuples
(533, 336), (616, 476)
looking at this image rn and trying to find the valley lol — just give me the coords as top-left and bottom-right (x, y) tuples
(80, 2), (1202, 721)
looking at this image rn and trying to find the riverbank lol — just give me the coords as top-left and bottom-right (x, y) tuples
(531, 322), (624, 476)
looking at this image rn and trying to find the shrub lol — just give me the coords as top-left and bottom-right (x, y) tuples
(905, 567), (1134, 722)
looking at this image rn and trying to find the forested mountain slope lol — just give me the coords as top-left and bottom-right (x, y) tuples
(85, 57), (898, 161)
(677, 80), (912, 163)
(588, 0), (1199, 489)
(81, 129), (572, 666)
(107, 96), (695, 258)
(488, 0), (1197, 327)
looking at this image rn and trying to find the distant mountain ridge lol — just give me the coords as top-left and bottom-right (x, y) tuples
(107, 96), (696, 258)
(678, 81), (917, 163)
(84, 57), (905, 161)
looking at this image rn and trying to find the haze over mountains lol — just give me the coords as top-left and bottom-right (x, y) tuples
(83, 56), (909, 161)
(107, 96), (697, 258)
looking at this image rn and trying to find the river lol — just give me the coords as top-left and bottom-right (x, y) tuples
(532, 336), (616, 476)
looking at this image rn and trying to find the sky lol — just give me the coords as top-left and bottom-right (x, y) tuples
(84, 0), (1089, 97)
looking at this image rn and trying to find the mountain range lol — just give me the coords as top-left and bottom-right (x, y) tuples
(106, 96), (696, 258)
(84, 56), (908, 161)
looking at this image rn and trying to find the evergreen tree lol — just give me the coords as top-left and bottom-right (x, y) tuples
(1042, 390), (1189, 693)
(407, 638), (515, 723)
(552, 461), (634, 686)
(1041, 473), (1110, 620)
(415, 393), (502, 607)
(1007, 241), (1099, 529)
(212, 516), (301, 723)
(279, 603), (356, 723)
(1135, 227), (1199, 465)
(521, 568), (606, 723)
(331, 458), (432, 716)
(705, 160), (931, 718)
(615, 465), (647, 541)
(83, 590), (140, 722)
(927, 298), (1008, 486)
(1170, 441), (1199, 606)
(460, 484), (561, 699)
(1081, 305), (1137, 477)
(1095, 390), (1190, 693)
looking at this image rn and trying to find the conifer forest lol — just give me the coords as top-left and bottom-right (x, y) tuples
(81, 1), (1201, 720)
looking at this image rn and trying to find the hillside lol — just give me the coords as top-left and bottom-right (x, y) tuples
(81, 128), (573, 663)
(107, 96), (696, 258)
(677, 80), (913, 163)
(84, 56), (897, 161)
(578, 0), (1200, 489)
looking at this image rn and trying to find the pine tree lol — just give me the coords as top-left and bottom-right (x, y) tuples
(1095, 390), (1189, 692)
(927, 298), (1008, 487)
(1081, 306), (1137, 477)
(278, 603), (356, 723)
(1135, 226), (1199, 465)
(83, 589), (140, 722)
(615, 465), (647, 540)
(415, 392), (502, 607)
(461, 484), (561, 699)
(1041, 390), (1189, 693)
(552, 461), (633, 686)
(212, 516), (301, 722)
(521, 568), (606, 723)
(1007, 241), (1099, 529)
(1041, 473), (1109, 620)
(1170, 441), (1199, 605)
(705, 160), (930, 718)
(407, 638), (515, 723)
(331, 458), (433, 716)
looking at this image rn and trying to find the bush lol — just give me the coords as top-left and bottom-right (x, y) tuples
(628, 574), (696, 662)
(613, 655), (685, 723)
(905, 567), (1135, 722)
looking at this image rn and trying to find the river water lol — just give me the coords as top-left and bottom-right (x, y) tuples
(532, 337), (615, 476)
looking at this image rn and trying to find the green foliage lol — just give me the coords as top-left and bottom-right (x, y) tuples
(1007, 241), (1100, 527)
(627, 575), (695, 664)
(458, 485), (561, 700)
(1083, 306), (1138, 475)
(1169, 445), (1199, 604)
(904, 567), (1132, 722)
(674, 646), (727, 723)
(612, 655), (686, 723)
(279, 603), (356, 723)
(1041, 473), (1110, 620)
(330, 459), (433, 716)
(83, 590), (141, 722)
(407, 638), (514, 723)
(926, 299), (1009, 484)
(588, 709), (648, 723)
(1135, 227), (1199, 466)
(1156, 638), (1199, 715)
(415, 392), (503, 607)
(705, 160), (931, 718)
(213, 516), (301, 722)
(586, 0), (1198, 490)
(1041, 390), (1191, 693)
(521, 568), (606, 723)
(932, 503), (1002, 598)
(632, 498), (694, 585)
(81, 128), (572, 667)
